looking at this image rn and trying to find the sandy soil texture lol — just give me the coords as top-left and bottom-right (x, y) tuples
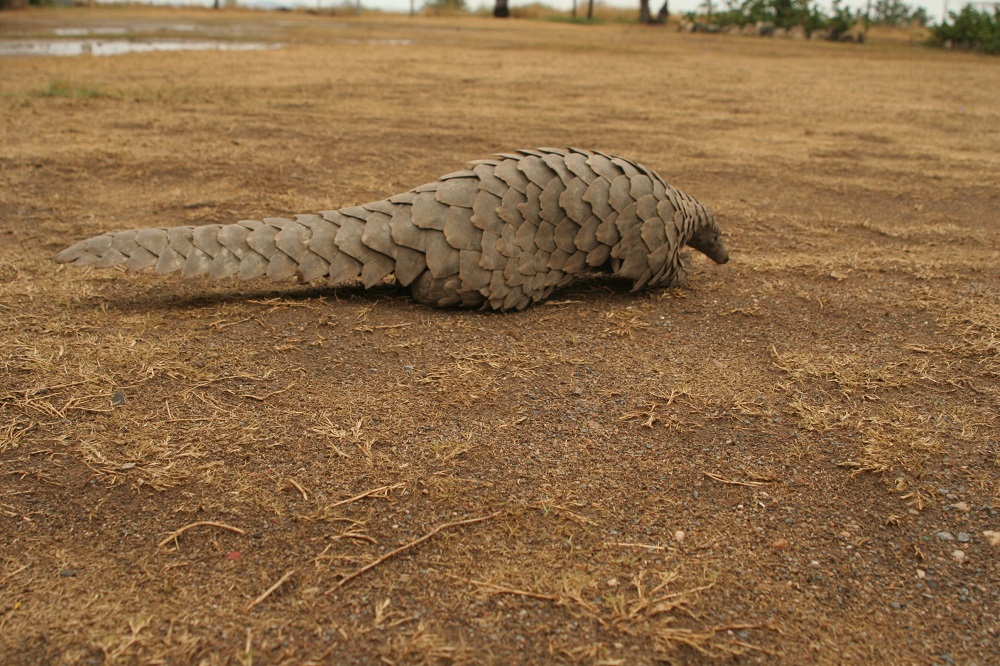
(1, 8), (998, 664)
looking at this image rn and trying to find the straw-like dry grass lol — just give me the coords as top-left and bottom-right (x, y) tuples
(1, 7), (998, 664)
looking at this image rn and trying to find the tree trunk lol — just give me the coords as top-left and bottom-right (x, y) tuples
(640, 0), (668, 24)
(656, 0), (668, 23)
(639, 0), (652, 23)
(494, 0), (509, 17)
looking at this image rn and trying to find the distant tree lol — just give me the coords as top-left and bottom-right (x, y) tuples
(932, 4), (1000, 54)
(909, 6), (929, 25)
(872, 0), (917, 27)
(827, 0), (857, 38)
(494, 0), (509, 17)
(657, 0), (668, 22)
(640, 0), (652, 22)
(741, 0), (772, 24)
(773, 0), (795, 27)
(426, 0), (466, 9)
(800, 0), (829, 34)
(681, 0), (885, 38)
(712, 0), (746, 27)
(640, 0), (669, 23)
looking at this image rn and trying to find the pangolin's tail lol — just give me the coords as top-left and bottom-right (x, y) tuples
(54, 208), (412, 290)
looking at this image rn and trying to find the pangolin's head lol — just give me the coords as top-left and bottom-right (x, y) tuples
(685, 204), (729, 265)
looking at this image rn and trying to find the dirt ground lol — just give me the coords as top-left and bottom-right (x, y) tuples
(1, 7), (998, 664)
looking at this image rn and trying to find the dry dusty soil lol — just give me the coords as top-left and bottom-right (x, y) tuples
(1, 7), (999, 664)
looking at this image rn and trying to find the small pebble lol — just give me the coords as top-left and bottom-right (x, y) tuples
(952, 549), (966, 564)
(770, 539), (789, 550)
(916, 569), (926, 579)
(59, 569), (76, 577)
(983, 531), (1000, 547)
(674, 530), (686, 543)
(936, 531), (955, 541)
(957, 532), (970, 543)
(951, 502), (970, 512)
(607, 578), (618, 588)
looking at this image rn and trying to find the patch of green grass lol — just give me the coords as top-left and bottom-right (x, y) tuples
(544, 15), (607, 24)
(36, 78), (115, 99)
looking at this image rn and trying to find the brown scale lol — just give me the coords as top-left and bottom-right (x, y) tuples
(55, 148), (729, 311)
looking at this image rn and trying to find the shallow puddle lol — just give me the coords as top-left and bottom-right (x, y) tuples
(51, 27), (130, 37)
(0, 39), (281, 57)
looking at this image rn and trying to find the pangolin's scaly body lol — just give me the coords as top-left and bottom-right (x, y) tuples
(56, 148), (729, 311)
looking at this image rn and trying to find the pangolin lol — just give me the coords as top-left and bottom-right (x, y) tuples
(55, 148), (729, 311)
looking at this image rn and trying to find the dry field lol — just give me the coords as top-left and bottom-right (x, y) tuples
(1, 7), (998, 664)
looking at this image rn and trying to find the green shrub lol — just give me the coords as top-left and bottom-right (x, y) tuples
(423, 0), (466, 12)
(693, 0), (846, 35)
(871, 0), (925, 27)
(825, 0), (858, 39)
(37, 79), (113, 99)
(931, 4), (1000, 54)
(711, 0), (751, 27)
